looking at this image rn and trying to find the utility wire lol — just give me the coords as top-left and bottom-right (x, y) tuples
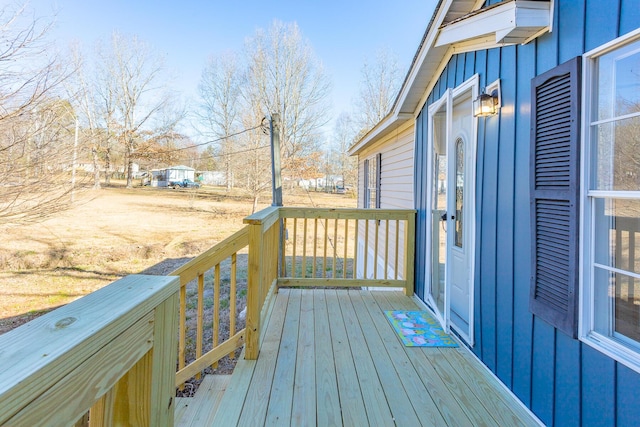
(150, 119), (268, 156)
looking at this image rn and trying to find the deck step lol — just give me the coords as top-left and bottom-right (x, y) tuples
(174, 375), (231, 427)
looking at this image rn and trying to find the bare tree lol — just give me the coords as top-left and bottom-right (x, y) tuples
(353, 48), (402, 134)
(333, 112), (358, 188)
(98, 32), (175, 188)
(0, 4), (77, 224)
(198, 53), (242, 191)
(244, 21), (331, 181)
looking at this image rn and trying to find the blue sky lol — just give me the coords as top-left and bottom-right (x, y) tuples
(30, 0), (436, 137)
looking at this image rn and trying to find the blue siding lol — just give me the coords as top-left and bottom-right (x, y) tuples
(617, 364), (640, 426)
(620, 0), (640, 35)
(582, 346), (616, 427)
(585, 0), (620, 51)
(531, 319), (555, 425)
(411, 0), (640, 425)
(495, 45), (516, 388)
(555, 332), (581, 427)
(511, 41), (535, 407)
(479, 47), (500, 372)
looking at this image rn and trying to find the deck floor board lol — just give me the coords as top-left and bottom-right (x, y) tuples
(209, 289), (540, 426)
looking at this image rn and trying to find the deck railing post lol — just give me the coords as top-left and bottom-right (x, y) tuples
(245, 221), (264, 360)
(404, 212), (416, 296)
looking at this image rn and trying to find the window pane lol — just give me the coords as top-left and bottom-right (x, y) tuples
(594, 198), (640, 275)
(594, 267), (640, 346)
(595, 39), (640, 121)
(454, 137), (464, 248)
(591, 115), (640, 190)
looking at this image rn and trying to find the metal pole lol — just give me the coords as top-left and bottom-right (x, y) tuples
(270, 114), (283, 207)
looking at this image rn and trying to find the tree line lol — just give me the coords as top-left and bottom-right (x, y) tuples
(0, 4), (401, 223)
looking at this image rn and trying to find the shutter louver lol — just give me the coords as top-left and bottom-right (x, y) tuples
(530, 56), (581, 338)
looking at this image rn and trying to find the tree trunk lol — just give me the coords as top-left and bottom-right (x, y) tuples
(104, 147), (111, 186)
(92, 146), (101, 189)
(252, 194), (259, 214)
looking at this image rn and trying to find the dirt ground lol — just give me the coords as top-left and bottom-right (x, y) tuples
(0, 183), (355, 334)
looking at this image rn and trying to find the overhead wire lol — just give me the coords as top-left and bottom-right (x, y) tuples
(150, 118), (269, 156)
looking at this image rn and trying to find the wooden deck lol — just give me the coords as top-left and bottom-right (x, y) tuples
(177, 289), (540, 426)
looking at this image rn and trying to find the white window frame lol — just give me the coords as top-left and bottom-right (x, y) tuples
(580, 27), (640, 374)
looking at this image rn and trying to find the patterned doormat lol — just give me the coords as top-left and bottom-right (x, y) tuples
(384, 311), (458, 347)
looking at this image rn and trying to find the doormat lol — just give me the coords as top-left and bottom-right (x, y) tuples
(384, 311), (458, 347)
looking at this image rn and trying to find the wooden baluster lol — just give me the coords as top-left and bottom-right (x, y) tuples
(196, 272), (204, 379)
(333, 218), (338, 278)
(384, 220), (390, 280)
(353, 219), (359, 279)
(323, 219), (329, 278)
(343, 219), (349, 279)
(213, 264), (220, 369)
(292, 218), (298, 277)
(395, 219), (400, 280)
(229, 253), (237, 359)
(313, 218), (318, 278)
(282, 218), (288, 277)
(178, 283), (186, 389)
(303, 218), (308, 278)
(364, 220), (369, 279)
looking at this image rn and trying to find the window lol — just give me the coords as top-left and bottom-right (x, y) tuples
(582, 30), (640, 372)
(364, 154), (381, 208)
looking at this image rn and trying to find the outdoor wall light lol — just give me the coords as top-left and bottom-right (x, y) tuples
(473, 79), (501, 117)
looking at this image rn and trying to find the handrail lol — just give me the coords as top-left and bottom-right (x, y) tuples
(170, 226), (249, 387)
(0, 275), (179, 426)
(277, 207), (416, 295)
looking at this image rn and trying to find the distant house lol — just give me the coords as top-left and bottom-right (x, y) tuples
(150, 165), (195, 187)
(350, 0), (640, 425)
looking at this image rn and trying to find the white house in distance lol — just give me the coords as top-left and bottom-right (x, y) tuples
(150, 165), (195, 187)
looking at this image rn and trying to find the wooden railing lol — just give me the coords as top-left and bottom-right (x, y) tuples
(0, 275), (179, 427)
(278, 208), (416, 295)
(240, 207), (416, 360)
(0, 206), (417, 424)
(170, 226), (249, 386)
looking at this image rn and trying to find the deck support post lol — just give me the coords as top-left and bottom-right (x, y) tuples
(404, 212), (416, 296)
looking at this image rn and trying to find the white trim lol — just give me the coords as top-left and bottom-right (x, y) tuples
(586, 190), (640, 199)
(435, 1), (551, 49)
(579, 29), (640, 375)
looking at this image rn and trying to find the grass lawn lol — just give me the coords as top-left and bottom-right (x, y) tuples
(0, 182), (355, 334)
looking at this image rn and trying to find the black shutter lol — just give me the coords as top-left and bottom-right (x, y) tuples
(530, 56), (581, 338)
(364, 159), (370, 208)
(376, 153), (382, 208)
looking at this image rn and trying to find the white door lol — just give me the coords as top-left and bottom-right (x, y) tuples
(447, 93), (473, 339)
(427, 79), (476, 345)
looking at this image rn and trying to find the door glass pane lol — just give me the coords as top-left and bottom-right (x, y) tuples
(454, 137), (464, 248)
(430, 108), (446, 316)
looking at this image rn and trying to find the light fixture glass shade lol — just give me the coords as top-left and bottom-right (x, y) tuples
(473, 92), (497, 117)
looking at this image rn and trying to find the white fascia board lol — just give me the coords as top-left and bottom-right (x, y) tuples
(347, 115), (410, 156)
(393, 0), (455, 116)
(435, 0), (550, 48)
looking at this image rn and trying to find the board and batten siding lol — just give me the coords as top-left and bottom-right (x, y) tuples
(413, 0), (640, 425)
(357, 122), (414, 280)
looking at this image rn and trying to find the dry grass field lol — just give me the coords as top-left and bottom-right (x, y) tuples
(0, 182), (355, 335)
